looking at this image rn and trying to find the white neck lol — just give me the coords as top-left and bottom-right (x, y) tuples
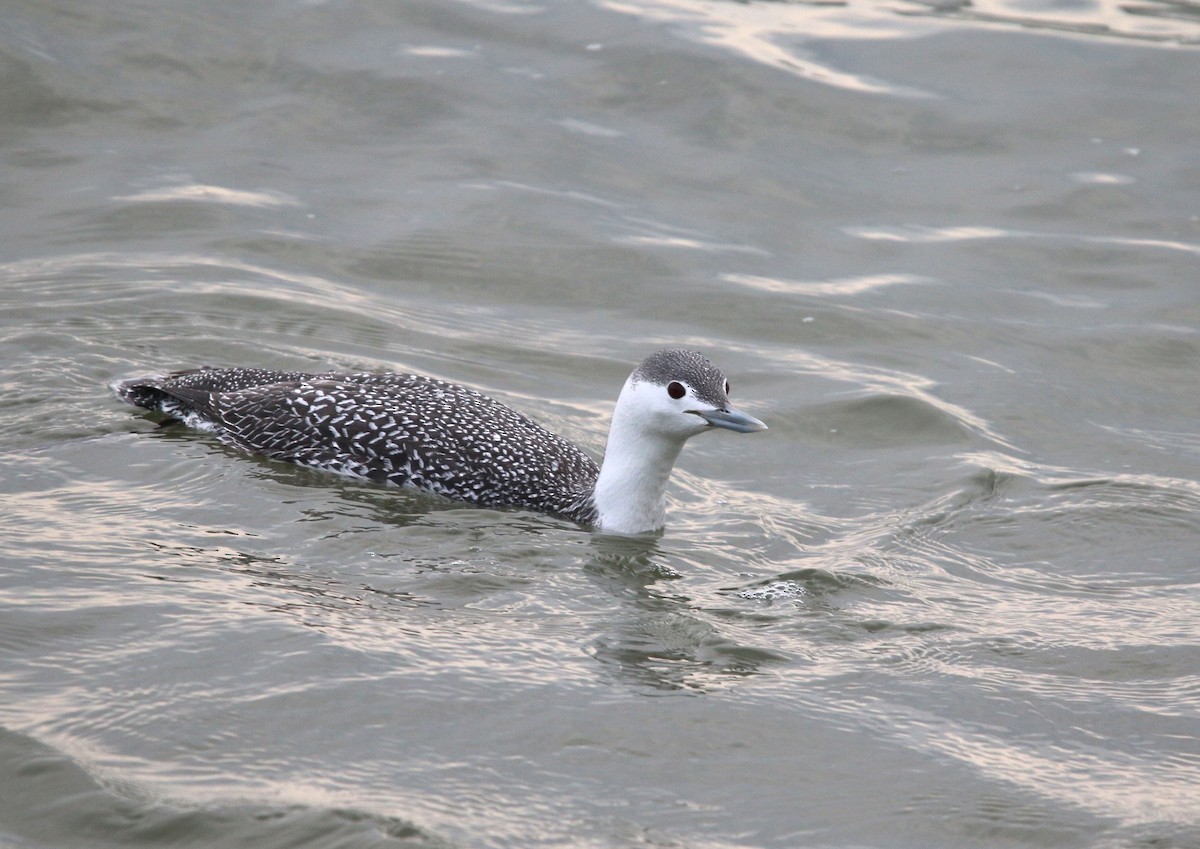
(591, 377), (692, 534)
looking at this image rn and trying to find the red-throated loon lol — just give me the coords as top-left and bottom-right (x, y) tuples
(114, 349), (767, 534)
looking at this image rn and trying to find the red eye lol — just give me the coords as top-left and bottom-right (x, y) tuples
(667, 381), (686, 399)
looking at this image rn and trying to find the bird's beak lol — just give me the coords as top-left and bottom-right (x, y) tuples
(694, 406), (768, 433)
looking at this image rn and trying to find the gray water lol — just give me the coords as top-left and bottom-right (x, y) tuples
(2, 0), (1198, 847)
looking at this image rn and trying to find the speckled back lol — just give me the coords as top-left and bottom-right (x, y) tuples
(117, 368), (600, 523)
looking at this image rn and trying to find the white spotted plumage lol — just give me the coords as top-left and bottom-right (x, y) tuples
(114, 350), (766, 534)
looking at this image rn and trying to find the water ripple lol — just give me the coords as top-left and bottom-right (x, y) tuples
(0, 728), (450, 848)
(604, 0), (1200, 90)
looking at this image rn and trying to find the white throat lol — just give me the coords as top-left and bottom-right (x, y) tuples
(591, 376), (698, 535)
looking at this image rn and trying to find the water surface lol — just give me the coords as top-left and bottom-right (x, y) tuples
(2, 0), (1198, 847)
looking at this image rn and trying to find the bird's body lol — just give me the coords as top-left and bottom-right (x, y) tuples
(114, 350), (765, 534)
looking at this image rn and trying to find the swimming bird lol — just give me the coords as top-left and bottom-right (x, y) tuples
(113, 349), (766, 534)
